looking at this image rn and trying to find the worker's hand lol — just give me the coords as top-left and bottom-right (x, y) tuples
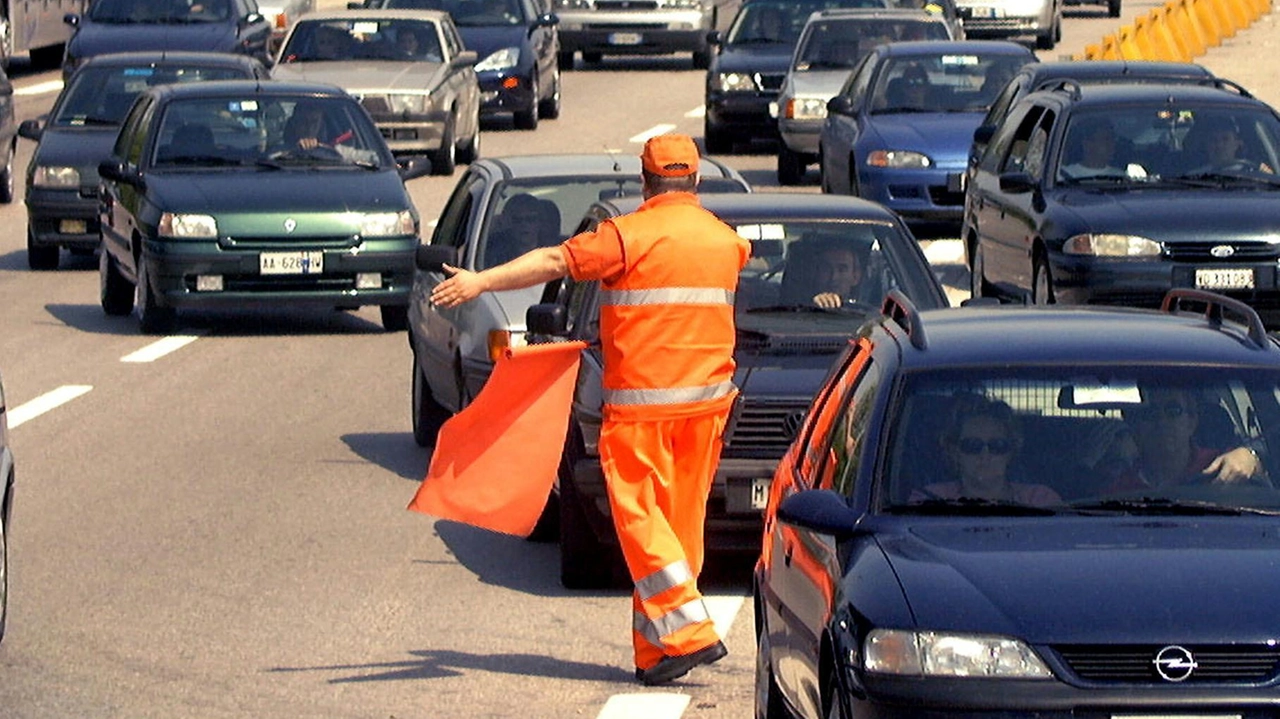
(812, 292), (842, 309)
(1202, 446), (1261, 483)
(297, 137), (322, 150)
(430, 264), (486, 308)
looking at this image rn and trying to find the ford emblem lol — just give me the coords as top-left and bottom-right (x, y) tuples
(1210, 245), (1235, 258)
(284, 218), (297, 233)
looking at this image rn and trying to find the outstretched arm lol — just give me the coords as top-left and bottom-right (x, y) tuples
(430, 246), (569, 308)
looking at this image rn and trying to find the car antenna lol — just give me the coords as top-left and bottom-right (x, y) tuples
(605, 145), (622, 173)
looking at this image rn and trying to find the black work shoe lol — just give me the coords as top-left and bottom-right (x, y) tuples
(639, 641), (728, 686)
(635, 667), (644, 681)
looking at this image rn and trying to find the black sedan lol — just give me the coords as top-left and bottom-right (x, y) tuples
(964, 82), (1280, 323)
(62, 0), (274, 79)
(522, 192), (950, 589)
(20, 52), (268, 271)
(0, 368), (12, 646)
(97, 80), (425, 333)
(757, 289), (1280, 719)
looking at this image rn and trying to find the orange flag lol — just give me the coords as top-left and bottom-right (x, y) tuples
(408, 340), (588, 537)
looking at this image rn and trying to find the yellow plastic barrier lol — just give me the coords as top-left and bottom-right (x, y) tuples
(1191, 0), (1226, 48)
(1169, 0), (1209, 57)
(1210, 0), (1241, 38)
(1075, 0), (1270, 63)
(1116, 23), (1144, 58)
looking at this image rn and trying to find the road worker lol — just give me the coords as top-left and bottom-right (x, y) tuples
(429, 134), (750, 686)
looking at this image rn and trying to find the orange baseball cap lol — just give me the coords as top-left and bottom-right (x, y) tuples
(641, 134), (700, 177)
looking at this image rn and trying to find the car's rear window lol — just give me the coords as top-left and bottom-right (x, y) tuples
(55, 65), (253, 126)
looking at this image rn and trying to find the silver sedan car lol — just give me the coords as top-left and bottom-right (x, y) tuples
(273, 9), (481, 175)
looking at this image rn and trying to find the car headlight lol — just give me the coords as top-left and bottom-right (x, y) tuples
(32, 165), (80, 188)
(159, 213), (217, 239)
(1063, 234), (1162, 257)
(866, 150), (932, 169)
(784, 96), (827, 120)
(864, 629), (1052, 678)
(554, 0), (591, 8)
(476, 47), (520, 72)
(387, 93), (432, 114)
(360, 210), (416, 237)
(713, 72), (757, 92)
(666, 0), (704, 8)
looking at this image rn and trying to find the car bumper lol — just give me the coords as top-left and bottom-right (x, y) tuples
(363, 109), (450, 154)
(779, 117), (822, 155)
(961, 15), (1051, 36)
(478, 73), (536, 116)
(26, 186), (102, 250)
(557, 9), (713, 54)
(138, 237), (416, 310)
(1047, 254), (1280, 310)
(858, 165), (967, 223)
(571, 456), (771, 553)
(706, 92), (780, 139)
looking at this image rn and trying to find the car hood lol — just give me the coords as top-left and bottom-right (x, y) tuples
(787, 70), (855, 98)
(270, 61), (448, 90)
(714, 45), (794, 75)
(731, 312), (864, 395)
(879, 518), (1280, 643)
(1052, 188), (1280, 240)
(71, 22), (238, 55)
(32, 126), (120, 173)
(864, 111), (985, 167)
(457, 25), (527, 61)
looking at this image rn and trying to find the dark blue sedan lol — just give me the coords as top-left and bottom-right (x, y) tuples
(818, 40), (1033, 227)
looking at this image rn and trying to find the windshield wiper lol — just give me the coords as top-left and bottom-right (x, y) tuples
(745, 304), (838, 314)
(1069, 497), (1280, 515)
(1164, 171), (1280, 188)
(890, 497), (1060, 516)
(162, 155), (241, 166)
(871, 106), (932, 114)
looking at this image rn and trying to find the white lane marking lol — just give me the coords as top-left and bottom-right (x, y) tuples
(685, 106), (705, 118)
(630, 124), (677, 143)
(705, 593), (746, 639)
(15, 80), (63, 97)
(922, 238), (965, 265)
(8, 385), (93, 428)
(597, 694), (691, 719)
(121, 334), (201, 363)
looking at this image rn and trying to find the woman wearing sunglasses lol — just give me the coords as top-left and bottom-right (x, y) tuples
(911, 394), (1062, 506)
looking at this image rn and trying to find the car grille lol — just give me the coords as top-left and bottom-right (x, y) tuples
(583, 21), (666, 29)
(723, 398), (809, 458)
(595, 0), (659, 9)
(221, 235), (358, 249)
(1165, 241), (1280, 261)
(187, 274), (369, 293)
(1055, 645), (1280, 683)
(756, 73), (785, 91)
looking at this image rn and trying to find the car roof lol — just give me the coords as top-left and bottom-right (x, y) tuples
(879, 39), (1036, 56)
(1021, 60), (1214, 83)
(1032, 81), (1266, 109)
(77, 51), (266, 70)
(806, 7), (948, 19)
(147, 79), (349, 102)
(591, 191), (907, 222)
(472, 153), (746, 181)
(889, 301), (1280, 371)
(294, 9), (450, 22)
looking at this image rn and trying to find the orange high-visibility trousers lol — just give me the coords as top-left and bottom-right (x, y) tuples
(599, 406), (730, 670)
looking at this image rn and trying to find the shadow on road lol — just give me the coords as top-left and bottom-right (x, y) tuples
(267, 647), (631, 684)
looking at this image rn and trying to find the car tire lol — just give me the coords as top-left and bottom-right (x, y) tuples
(559, 465), (627, 590)
(525, 490), (559, 543)
(0, 142), (15, 204)
(458, 120), (480, 166)
(538, 65), (561, 120)
(1032, 253), (1056, 305)
(135, 259), (176, 335)
(1108, 0), (1121, 17)
(411, 351), (451, 448)
(514, 75), (540, 130)
(692, 49), (710, 70)
(380, 305), (409, 332)
(431, 114), (457, 175)
(777, 146), (805, 186)
(557, 50), (574, 70)
(100, 247), (133, 316)
(26, 228), (58, 271)
(968, 236), (988, 299)
(0, 500), (6, 646)
(705, 120), (733, 155)
(754, 628), (789, 719)
(1036, 29), (1055, 50)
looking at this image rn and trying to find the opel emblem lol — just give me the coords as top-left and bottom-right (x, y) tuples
(782, 410), (807, 439)
(1153, 645), (1197, 682)
(284, 218), (297, 233)
(1210, 245), (1235, 258)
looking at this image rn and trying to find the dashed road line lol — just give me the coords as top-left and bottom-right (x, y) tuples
(121, 335), (201, 363)
(685, 106), (705, 118)
(15, 80), (63, 97)
(8, 385), (93, 428)
(630, 124), (677, 143)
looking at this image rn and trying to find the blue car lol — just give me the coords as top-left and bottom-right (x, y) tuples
(818, 40), (1033, 227)
(360, 0), (562, 129)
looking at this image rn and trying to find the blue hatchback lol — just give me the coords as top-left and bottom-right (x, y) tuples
(819, 40), (1033, 227)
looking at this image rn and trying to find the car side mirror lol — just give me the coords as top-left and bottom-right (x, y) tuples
(414, 243), (458, 272)
(398, 157), (432, 181)
(826, 95), (855, 116)
(99, 159), (145, 188)
(706, 30), (722, 46)
(527, 303), (568, 336)
(64, 13), (80, 27)
(18, 119), (42, 141)
(776, 489), (860, 539)
(998, 171), (1037, 194)
(536, 12), (558, 26)
(453, 50), (478, 68)
(242, 12), (264, 26)
(973, 124), (996, 145)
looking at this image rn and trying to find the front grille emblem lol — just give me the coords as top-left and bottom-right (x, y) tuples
(284, 218), (297, 233)
(1210, 245), (1235, 258)
(783, 410), (807, 439)
(1153, 645), (1197, 682)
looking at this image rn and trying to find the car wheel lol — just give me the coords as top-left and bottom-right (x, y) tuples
(1108, 0), (1121, 17)
(1036, 29), (1055, 50)
(26, 227), (59, 270)
(968, 237), (987, 299)
(514, 75), (540, 130)
(1032, 253), (1056, 305)
(538, 65), (561, 120)
(431, 114), (457, 175)
(135, 259), (176, 334)
(692, 49), (710, 70)
(411, 351), (451, 447)
(559, 466), (627, 589)
(380, 305), (409, 332)
(777, 146), (805, 186)
(822, 665), (848, 719)
(755, 628), (789, 719)
(0, 498), (7, 645)
(100, 247), (133, 316)
(0, 142), (15, 204)
(457, 120), (480, 166)
(557, 50), (574, 70)
(705, 120), (733, 155)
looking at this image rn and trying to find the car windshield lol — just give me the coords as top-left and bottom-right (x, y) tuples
(88, 0), (231, 23)
(1055, 106), (1280, 185)
(150, 96), (386, 170)
(794, 18), (950, 71)
(877, 367), (1280, 514)
(379, 0), (527, 26)
(54, 65), (252, 127)
(869, 52), (1027, 112)
(280, 19), (444, 62)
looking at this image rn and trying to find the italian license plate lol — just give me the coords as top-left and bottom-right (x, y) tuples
(608, 32), (642, 45)
(970, 6), (1002, 17)
(59, 219), (86, 234)
(260, 251), (324, 275)
(751, 477), (771, 510)
(1194, 267), (1253, 289)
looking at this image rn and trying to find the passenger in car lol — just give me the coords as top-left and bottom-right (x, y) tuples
(484, 194), (561, 267)
(1060, 117), (1126, 179)
(911, 394), (1062, 506)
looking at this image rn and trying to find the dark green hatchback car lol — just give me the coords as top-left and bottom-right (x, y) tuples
(97, 80), (424, 333)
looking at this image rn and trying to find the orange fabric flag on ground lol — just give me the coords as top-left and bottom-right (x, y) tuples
(407, 340), (587, 537)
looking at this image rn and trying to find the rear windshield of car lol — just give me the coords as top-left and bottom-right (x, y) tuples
(55, 65), (254, 126)
(794, 18), (950, 71)
(88, 0), (233, 23)
(380, 0), (528, 26)
(868, 52), (1029, 112)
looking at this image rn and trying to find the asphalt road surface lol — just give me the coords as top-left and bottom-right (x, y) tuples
(0, 3), (1276, 717)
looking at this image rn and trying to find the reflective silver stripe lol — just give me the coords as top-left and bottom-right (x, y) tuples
(635, 561), (694, 601)
(604, 380), (735, 407)
(600, 287), (735, 307)
(632, 598), (713, 645)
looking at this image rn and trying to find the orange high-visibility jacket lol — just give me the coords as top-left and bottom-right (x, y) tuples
(563, 192), (750, 422)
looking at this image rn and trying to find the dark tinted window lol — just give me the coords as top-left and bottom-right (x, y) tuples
(55, 65), (255, 126)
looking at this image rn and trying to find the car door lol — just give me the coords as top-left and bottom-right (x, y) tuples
(522, 0), (558, 95)
(99, 95), (158, 282)
(440, 18), (480, 139)
(821, 53), (874, 194)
